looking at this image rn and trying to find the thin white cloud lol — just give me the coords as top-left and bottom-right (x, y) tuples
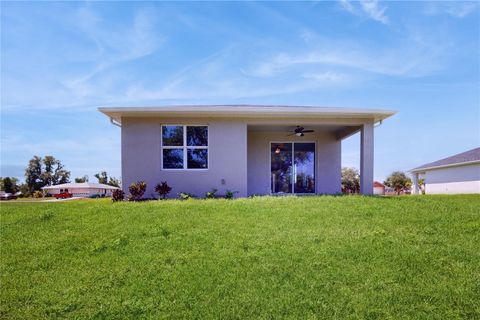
(244, 29), (446, 79)
(424, 2), (479, 18)
(339, 0), (357, 15)
(340, 0), (389, 24)
(359, 0), (389, 24)
(301, 72), (347, 82)
(120, 46), (354, 103)
(62, 7), (163, 97)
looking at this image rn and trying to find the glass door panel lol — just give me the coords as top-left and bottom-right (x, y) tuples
(271, 143), (293, 194)
(294, 143), (315, 193)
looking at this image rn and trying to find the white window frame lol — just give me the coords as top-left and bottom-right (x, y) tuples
(161, 124), (209, 170)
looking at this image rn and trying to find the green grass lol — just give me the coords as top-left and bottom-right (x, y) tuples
(1, 195), (479, 319)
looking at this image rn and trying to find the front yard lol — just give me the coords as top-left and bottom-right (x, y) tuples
(1, 195), (479, 319)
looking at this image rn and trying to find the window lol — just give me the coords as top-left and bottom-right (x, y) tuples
(162, 125), (208, 169)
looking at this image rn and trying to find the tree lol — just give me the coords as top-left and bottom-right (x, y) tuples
(95, 171), (121, 187)
(384, 171), (412, 195)
(75, 175), (89, 183)
(17, 183), (30, 197)
(108, 177), (121, 188)
(25, 156), (43, 193)
(341, 167), (360, 194)
(0, 177), (18, 193)
(94, 171), (108, 184)
(42, 156), (70, 186)
(24, 156), (70, 193)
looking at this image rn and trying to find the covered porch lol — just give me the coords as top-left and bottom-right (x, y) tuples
(246, 120), (375, 196)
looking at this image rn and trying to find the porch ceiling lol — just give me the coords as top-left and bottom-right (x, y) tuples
(247, 124), (361, 140)
(248, 124), (345, 133)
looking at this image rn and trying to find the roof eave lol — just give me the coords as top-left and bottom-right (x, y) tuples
(410, 160), (480, 173)
(98, 106), (396, 125)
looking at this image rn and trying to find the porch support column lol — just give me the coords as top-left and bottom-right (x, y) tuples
(411, 172), (419, 195)
(360, 122), (374, 195)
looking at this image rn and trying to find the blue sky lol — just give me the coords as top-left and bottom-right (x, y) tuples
(1, 1), (479, 182)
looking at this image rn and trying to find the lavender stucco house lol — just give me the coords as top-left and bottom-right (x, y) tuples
(99, 105), (395, 198)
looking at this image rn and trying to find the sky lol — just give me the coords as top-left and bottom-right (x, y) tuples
(1, 1), (479, 183)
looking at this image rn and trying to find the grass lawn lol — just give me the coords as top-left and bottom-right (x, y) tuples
(1, 195), (479, 319)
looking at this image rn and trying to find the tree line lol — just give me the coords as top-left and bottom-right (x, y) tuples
(0, 155), (120, 196)
(342, 167), (417, 195)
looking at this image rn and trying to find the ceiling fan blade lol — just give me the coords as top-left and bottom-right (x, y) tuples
(302, 130), (314, 133)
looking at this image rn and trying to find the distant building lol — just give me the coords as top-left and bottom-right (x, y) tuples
(373, 181), (385, 195)
(42, 182), (120, 198)
(410, 147), (480, 194)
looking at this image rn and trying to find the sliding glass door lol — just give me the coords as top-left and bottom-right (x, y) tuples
(271, 142), (315, 194)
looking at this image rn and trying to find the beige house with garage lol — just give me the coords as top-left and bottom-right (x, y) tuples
(99, 105), (395, 198)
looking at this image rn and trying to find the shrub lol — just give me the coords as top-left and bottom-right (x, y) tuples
(32, 191), (43, 198)
(128, 181), (146, 201)
(205, 188), (218, 199)
(225, 190), (238, 199)
(155, 181), (172, 199)
(178, 192), (195, 200)
(112, 189), (125, 202)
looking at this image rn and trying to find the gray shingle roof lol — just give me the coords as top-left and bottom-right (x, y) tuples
(412, 147), (480, 172)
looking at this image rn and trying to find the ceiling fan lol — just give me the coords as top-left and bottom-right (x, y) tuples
(288, 126), (314, 137)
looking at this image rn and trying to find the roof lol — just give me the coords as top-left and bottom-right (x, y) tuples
(42, 182), (120, 190)
(98, 105), (396, 125)
(374, 181), (385, 188)
(411, 147), (480, 172)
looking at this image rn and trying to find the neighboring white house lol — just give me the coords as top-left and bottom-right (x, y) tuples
(99, 105), (396, 197)
(42, 182), (120, 197)
(411, 147), (480, 194)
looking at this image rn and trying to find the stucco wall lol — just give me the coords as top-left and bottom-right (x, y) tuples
(122, 117), (248, 198)
(247, 131), (341, 195)
(424, 163), (480, 194)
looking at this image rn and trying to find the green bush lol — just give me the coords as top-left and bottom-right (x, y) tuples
(225, 190), (238, 200)
(205, 188), (218, 199)
(178, 192), (195, 200)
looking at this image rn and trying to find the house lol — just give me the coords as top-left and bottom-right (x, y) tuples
(410, 147), (480, 194)
(99, 105), (395, 197)
(373, 181), (385, 195)
(42, 182), (120, 198)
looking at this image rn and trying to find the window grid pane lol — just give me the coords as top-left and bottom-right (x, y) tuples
(187, 126), (208, 147)
(162, 125), (209, 169)
(187, 149), (208, 169)
(163, 148), (184, 169)
(162, 125), (183, 146)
